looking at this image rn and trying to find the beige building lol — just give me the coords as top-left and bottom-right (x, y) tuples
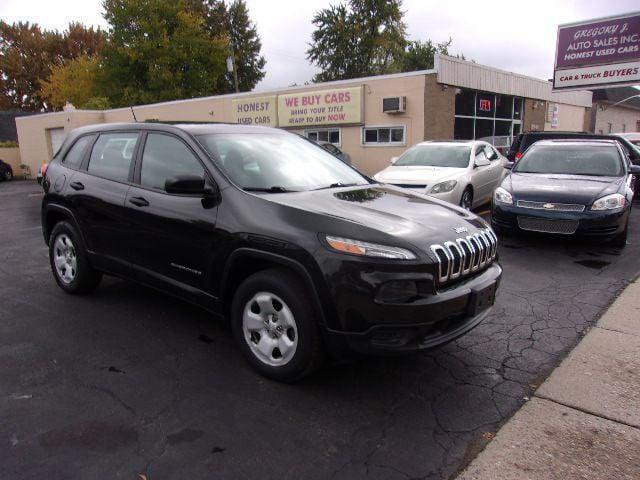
(590, 87), (640, 135)
(16, 55), (593, 177)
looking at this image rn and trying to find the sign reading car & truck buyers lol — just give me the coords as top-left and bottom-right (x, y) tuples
(553, 12), (640, 90)
(277, 86), (363, 127)
(231, 96), (277, 126)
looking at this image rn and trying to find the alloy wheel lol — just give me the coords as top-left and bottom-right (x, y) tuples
(53, 234), (77, 284)
(242, 291), (298, 366)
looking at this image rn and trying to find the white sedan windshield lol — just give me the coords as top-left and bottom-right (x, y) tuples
(395, 145), (471, 168)
(197, 133), (368, 191)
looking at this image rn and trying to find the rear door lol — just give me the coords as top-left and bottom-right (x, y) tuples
(125, 131), (219, 294)
(472, 143), (496, 203)
(66, 131), (140, 274)
(485, 144), (507, 192)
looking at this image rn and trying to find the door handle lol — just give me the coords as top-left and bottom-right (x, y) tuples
(129, 196), (149, 207)
(70, 181), (84, 191)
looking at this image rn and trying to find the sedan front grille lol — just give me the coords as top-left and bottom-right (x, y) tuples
(517, 216), (578, 235)
(516, 200), (585, 212)
(430, 228), (497, 284)
(388, 183), (427, 189)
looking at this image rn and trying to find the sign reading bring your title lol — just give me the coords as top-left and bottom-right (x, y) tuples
(277, 86), (363, 127)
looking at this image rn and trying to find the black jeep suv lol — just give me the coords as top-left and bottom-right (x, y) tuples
(42, 123), (502, 381)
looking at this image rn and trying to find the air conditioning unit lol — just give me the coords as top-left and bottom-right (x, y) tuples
(383, 96), (406, 114)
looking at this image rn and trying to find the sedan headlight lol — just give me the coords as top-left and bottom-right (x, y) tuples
(493, 187), (513, 205)
(591, 193), (626, 211)
(430, 180), (457, 194)
(325, 235), (416, 260)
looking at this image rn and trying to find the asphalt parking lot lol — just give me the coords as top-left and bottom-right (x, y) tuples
(2, 180), (639, 480)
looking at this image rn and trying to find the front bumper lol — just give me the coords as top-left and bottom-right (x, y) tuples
(321, 262), (502, 355)
(491, 202), (629, 239)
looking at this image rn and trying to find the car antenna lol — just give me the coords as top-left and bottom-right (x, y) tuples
(130, 106), (138, 122)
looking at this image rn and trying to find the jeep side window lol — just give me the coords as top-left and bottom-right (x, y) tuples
(141, 133), (205, 191)
(63, 136), (93, 168)
(87, 133), (139, 182)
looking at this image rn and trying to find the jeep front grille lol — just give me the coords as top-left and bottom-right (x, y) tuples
(430, 228), (497, 284)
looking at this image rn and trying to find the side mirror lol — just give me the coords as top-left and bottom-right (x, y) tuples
(165, 175), (212, 195)
(630, 165), (640, 174)
(504, 162), (514, 170)
(390, 156), (399, 165)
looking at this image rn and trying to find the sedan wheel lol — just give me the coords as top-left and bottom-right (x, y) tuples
(460, 189), (473, 210)
(242, 291), (298, 367)
(3, 170), (11, 181)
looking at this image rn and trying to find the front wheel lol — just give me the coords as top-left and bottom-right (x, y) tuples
(231, 268), (324, 382)
(460, 188), (473, 210)
(49, 221), (102, 294)
(3, 169), (12, 181)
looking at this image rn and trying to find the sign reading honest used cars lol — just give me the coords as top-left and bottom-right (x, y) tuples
(277, 87), (363, 127)
(231, 96), (277, 126)
(553, 12), (640, 90)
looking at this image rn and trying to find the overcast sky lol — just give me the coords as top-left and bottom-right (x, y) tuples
(1, 0), (639, 91)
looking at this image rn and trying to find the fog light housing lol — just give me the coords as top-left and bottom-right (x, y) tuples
(376, 280), (419, 303)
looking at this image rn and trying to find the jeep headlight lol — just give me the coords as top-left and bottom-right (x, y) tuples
(493, 187), (513, 205)
(430, 180), (457, 194)
(324, 236), (416, 260)
(591, 193), (626, 211)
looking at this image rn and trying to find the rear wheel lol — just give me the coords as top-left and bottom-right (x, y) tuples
(3, 169), (11, 181)
(49, 221), (102, 294)
(460, 187), (473, 210)
(231, 268), (324, 382)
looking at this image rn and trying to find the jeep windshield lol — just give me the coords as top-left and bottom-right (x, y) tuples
(197, 133), (369, 192)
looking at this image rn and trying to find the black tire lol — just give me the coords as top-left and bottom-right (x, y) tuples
(2, 169), (11, 181)
(460, 187), (473, 210)
(609, 223), (628, 248)
(49, 221), (102, 294)
(231, 268), (324, 382)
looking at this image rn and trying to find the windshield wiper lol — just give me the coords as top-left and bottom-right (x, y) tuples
(313, 182), (361, 191)
(243, 186), (297, 193)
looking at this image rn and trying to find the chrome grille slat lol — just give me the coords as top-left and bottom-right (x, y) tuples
(516, 200), (585, 212)
(430, 228), (497, 284)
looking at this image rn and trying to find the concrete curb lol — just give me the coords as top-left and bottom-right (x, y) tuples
(457, 278), (640, 479)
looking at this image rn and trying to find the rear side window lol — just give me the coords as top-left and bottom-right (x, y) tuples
(88, 133), (139, 182)
(63, 136), (93, 168)
(140, 133), (205, 191)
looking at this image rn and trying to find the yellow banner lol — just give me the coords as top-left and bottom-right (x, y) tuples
(231, 96), (277, 127)
(277, 86), (362, 127)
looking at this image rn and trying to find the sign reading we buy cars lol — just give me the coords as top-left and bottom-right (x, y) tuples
(553, 12), (640, 90)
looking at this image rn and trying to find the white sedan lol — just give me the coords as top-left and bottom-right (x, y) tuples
(373, 140), (508, 210)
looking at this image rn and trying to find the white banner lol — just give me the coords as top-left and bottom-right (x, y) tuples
(554, 61), (640, 88)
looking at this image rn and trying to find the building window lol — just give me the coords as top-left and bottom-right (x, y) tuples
(453, 88), (523, 143)
(305, 128), (341, 145)
(362, 125), (405, 146)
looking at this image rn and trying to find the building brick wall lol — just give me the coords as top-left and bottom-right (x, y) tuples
(424, 75), (455, 140)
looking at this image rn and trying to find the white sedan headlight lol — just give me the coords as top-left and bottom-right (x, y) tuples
(430, 180), (457, 194)
(325, 236), (416, 260)
(493, 187), (513, 205)
(591, 193), (626, 211)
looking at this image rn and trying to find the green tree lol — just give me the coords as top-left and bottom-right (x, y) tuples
(0, 21), (105, 111)
(40, 55), (107, 110)
(402, 38), (452, 72)
(202, 0), (266, 93)
(101, 0), (228, 107)
(307, 0), (407, 82)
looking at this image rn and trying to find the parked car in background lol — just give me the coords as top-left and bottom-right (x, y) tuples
(493, 139), (639, 247)
(37, 163), (48, 185)
(0, 159), (13, 181)
(477, 135), (513, 156)
(373, 140), (507, 210)
(614, 132), (640, 147)
(316, 141), (351, 165)
(41, 123), (501, 381)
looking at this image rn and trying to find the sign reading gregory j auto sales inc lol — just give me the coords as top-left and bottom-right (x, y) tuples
(277, 86), (363, 127)
(231, 95), (277, 127)
(553, 11), (640, 90)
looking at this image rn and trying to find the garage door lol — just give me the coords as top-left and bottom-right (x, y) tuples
(48, 128), (66, 158)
